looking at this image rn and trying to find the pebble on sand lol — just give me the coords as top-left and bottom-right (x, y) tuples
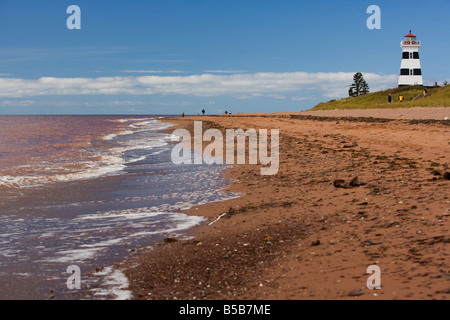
(348, 289), (365, 297)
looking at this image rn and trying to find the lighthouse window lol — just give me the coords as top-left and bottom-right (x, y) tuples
(400, 69), (409, 75)
(402, 52), (410, 59)
(413, 52), (419, 59)
(414, 69), (422, 75)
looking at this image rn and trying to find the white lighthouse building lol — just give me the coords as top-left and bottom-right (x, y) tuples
(398, 31), (423, 87)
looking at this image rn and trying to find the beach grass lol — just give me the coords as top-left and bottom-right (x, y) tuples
(312, 85), (450, 110)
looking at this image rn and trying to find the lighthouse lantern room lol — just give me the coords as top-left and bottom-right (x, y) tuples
(398, 30), (423, 87)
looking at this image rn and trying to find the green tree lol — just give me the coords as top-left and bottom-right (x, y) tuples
(348, 72), (370, 97)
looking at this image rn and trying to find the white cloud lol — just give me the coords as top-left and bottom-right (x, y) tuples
(121, 70), (185, 74)
(292, 96), (314, 101)
(0, 99), (36, 107)
(0, 99), (145, 107)
(0, 72), (397, 99)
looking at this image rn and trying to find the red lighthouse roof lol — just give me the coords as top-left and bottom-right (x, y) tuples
(405, 30), (416, 37)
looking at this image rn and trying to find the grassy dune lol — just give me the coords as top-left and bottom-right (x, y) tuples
(313, 85), (450, 110)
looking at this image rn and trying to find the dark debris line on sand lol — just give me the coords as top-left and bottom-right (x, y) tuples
(289, 114), (450, 126)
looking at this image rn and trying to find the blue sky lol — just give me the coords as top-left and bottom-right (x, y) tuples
(0, 0), (448, 115)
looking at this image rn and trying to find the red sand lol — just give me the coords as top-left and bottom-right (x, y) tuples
(123, 108), (450, 300)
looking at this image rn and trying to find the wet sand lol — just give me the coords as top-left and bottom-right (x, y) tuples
(123, 108), (450, 300)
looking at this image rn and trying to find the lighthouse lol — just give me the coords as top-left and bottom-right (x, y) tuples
(398, 30), (423, 87)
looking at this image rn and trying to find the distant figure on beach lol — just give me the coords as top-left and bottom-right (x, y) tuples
(388, 94), (392, 103)
(224, 111), (228, 115)
(182, 112), (185, 117)
(202, 109), (205, 116)
(423, 88), (428, 97)
(399, 95), (404, 102)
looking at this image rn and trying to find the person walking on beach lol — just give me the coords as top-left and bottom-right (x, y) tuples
(202, 109), (205, 116)
(388, 94), (392, 103)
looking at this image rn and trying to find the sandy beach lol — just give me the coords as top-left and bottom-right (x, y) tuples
(123, 107), (450, 300)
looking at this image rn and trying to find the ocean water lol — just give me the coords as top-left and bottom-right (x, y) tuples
(0, 115), (238, 300)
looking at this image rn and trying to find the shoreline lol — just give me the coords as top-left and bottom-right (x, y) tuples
(122, 109), (449, 300)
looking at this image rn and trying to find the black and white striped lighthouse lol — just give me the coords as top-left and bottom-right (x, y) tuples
(398, 31), (423, 87)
